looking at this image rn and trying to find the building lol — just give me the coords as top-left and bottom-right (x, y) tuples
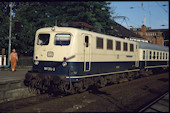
(111, 22), (149, 43)
(131, 25), (169, 46)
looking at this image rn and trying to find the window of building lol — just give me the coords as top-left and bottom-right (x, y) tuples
(163, 53), (165, 59)
(166, 53), (167, 59)
(107, 39), (113, 50)
(116, 41), (121, 50)
(54, 34), (71, 45)
(149, 51), (152, 59)
(153, 51), (155, 59)
(123, 42), (128, 51)
(130, 44), (134, 52)
(157, 52), (159, 59)
(96, 37), (103, 49)
(143, 50), (145, 59)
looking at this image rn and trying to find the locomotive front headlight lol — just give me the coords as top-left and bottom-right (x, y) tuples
(34, 60), (39, 65)
(62, 57), (67, 67)
(62, 62), (67, 67)
(51, 26), (55, 31)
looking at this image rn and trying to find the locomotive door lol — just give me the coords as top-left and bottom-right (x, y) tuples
(83, 34), (91, 72)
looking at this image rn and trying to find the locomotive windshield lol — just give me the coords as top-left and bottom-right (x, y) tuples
(37, 34), (50, 45)
(54, 34), (71, 46)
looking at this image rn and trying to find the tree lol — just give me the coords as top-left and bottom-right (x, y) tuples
(0, 2), (11, 55)
(0, 2), (117, 56)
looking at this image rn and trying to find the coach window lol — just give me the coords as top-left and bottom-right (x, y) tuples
(85, 36), (89, 47)
(163, 53), (165, 59)
(123, 42), (128, 51)
(143, 50), (145, 59)
(153, 51), (155, 59)
(37, 34), (50, 45)
(96, 37), (103, 49)
(157, 52), (159, 59)
(116, 41), (121, 51)
(107, 39), (113, 50)
(149, 51), (152, 59)
(130, 44), (134, 52)
(160, 52), (162, 59)
(54, 34), (71, 45)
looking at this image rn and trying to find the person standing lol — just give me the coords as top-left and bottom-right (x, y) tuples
(10, 49), (18, 72)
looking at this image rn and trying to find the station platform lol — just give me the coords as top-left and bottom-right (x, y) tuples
(0, 67), (35, 103)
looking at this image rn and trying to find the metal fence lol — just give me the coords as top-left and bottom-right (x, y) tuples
(17, 56), (33, 66)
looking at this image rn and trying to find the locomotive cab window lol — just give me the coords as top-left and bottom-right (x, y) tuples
(37, 34), (50, 45)
(54, 34), (71, 46)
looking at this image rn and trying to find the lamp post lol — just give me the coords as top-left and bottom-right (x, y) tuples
(8, 2), (12, 66)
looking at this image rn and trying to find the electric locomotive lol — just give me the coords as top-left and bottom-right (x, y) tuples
(25, 26), (169, 94)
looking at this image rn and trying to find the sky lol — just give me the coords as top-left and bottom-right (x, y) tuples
(110, 1), (169, 30)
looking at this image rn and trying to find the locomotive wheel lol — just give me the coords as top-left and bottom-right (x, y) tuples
(64, 82), (75, 94)
(99, 77), (107, 88)
(79, 80), (89, 93)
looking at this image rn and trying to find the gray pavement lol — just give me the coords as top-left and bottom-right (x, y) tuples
(0, 67), (31, 84)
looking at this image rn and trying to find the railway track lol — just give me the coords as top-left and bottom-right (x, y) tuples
(138, 91), (169, 112)
(0, 71), (168, 112)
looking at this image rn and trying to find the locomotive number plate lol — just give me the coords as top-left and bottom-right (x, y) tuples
(44, 67), (55, 71)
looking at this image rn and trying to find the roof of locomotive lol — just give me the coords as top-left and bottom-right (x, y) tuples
(36, 26), (137, 44)
(135, 41), (169, 52)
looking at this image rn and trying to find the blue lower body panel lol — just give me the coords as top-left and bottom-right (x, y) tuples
(139, 61), (168, 69)
(32, 61), (138, 80)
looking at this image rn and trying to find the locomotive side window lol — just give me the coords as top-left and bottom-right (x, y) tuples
(54, 34), (71, 46)
(37, 34), (50, 45)
(107, 39), (113, 50)
(123, 42), (128, 51)
(116, 41), (121, 51)
(85, 36), (89, 47)
(143, 50), (145, 59)
(96, 37), (103, 49)
(130, 44), (134, 52)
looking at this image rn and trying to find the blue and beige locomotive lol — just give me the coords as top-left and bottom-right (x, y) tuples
(25, 26), (169, 94)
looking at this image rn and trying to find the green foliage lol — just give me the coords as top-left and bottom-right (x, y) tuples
(0, 2), (117, 56)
